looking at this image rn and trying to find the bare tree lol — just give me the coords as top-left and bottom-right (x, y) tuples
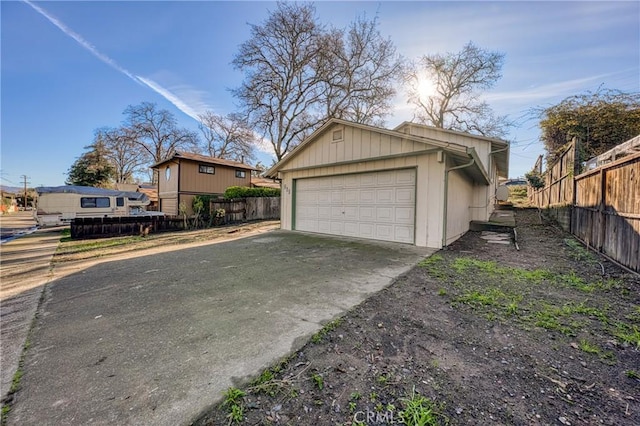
(233, 3), (401, 161)
(123, 102), (199, 181)
(198, 112), (257, 162)
(317, 15), (403, 126)
(232, 2), (324, 161)
(96, 127), (148, 184)
(405, 42), (511, 138)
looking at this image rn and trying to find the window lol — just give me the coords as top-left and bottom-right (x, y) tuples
(235, 170), (246, 178)
(165, 166), (171, 181)
(332, 128), (343, 142)
(199, 165), (215, 174)
(116, 197), (124, 207)
(81, 197), (110, 208)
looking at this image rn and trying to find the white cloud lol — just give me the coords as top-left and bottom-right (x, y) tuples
(23, 0), (208, 123)
(135, 76), (205, 122)
(485, 73), (619, 104)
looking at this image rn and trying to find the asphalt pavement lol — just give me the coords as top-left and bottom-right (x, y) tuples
(0, 212), (64, 399)
(5, 229), (433, 425)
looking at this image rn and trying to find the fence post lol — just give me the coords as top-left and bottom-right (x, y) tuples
(597, 168), (606, 253)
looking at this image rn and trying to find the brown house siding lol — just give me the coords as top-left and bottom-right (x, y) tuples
(154, 154), (254, 216)
(178, 161), (250, 193)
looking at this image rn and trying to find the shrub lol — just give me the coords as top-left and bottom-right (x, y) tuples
(224, 186), (280, 199)
(525, 170), (545, 189)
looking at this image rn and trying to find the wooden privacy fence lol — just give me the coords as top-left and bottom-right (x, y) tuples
(529, 139), (640, 273)
(69, 197), (280, 239)
(210, 197), (280, 222)
(527, 140), (578, 208)
(572, 153), (640, 273)
(71, 215), (184, 239)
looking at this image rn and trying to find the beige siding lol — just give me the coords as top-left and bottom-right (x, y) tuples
(278, 121), (501, 249)
(282, 123), (434, 172)
(178, 160), (250, 194)
(397, 123), (493, 179)
(446, 169), (474, 245)
(280, 153), (446, 248)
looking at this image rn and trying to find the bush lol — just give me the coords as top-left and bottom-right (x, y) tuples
(224, 186), (280, 199)
(525, 171), (545, 189)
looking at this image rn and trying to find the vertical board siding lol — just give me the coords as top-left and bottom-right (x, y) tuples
(179, 160), (250, 193)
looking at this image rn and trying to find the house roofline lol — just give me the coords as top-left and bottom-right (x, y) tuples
(266, 118), (499, 183)
(151, 152), (258, 170)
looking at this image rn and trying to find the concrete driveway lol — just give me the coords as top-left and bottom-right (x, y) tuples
(8, 230), (433, 425)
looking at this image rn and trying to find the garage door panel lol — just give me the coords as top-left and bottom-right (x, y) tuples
(395, 169), (416, 185)
(331, 206), (345, 220)
(376, 189), (394, 203)
(344, 175), (360, 187)
(360, 174), (377, 186)
(395, 188), (415, 203)
(344, 222), (359, 236)
(394, 225), (414, 243)
(359, 206), (376, 221)
(295, 169), (415, 244)
(344, 206), (358, 220)
(359, 223), (375, 238)
(330, 222), (344, 234)
(376, 172), (396, 186)
(395, 207), (415, 223)
(360, 190), (376, 204)
(297, 219), (318, 232)
(376, 207), (393, 221)
(318, 220), (331, 233)
(317, 191), (331, 203)
(318, 206), (331, 218)
(345, 189), (360, 202)
(375, 224), (393, 240)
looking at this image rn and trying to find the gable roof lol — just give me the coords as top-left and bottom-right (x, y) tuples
(265, 118), (503, 184)
(393, 121), (509, 177)
(151, 152), (257, 170)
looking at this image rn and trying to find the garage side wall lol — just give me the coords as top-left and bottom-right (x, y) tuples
(446, 169), (475, 245)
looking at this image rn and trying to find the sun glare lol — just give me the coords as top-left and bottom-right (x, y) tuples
(417, 77), (437, 99)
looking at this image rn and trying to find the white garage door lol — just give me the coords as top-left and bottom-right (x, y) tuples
(295, 169), (416, 244)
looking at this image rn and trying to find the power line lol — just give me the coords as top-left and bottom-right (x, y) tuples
(20, 175), (31, 208)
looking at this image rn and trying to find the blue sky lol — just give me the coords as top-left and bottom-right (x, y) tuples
(1, 1), (638, 187)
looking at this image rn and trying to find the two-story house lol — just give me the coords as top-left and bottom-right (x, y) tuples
(152, 152), (256, 216)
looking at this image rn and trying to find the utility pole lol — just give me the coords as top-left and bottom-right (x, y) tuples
(20, 175), (30, 209)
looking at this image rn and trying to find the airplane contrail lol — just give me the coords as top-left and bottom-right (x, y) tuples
(23, 0), (204, 122)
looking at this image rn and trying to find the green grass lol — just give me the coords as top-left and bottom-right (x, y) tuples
(625, 370), (640, 379)
(423, 254), (634, 358)
(613, 323), (640, 348)
(311, 318), (343, 343)
(579, 339), (600, 354)
(221, 387), (245, 425)
(310, 373), (324, 390)
(398, 387), (448, 426)
(564, 238), (595, 263)
(56, 235), (146, 254)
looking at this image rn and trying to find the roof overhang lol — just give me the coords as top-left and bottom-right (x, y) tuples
(266, 118), (496, 184)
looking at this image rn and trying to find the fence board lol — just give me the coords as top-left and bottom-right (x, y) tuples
(211, 197), (280, 223)
(531, 140), (639, 273)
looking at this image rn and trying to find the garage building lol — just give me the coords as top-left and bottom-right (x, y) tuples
(266, 119), (509, 248)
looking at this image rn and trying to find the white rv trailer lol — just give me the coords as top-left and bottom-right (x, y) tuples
(35, 185), (161, 226)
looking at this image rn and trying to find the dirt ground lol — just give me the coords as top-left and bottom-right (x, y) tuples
(196, 208), (640, 426)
